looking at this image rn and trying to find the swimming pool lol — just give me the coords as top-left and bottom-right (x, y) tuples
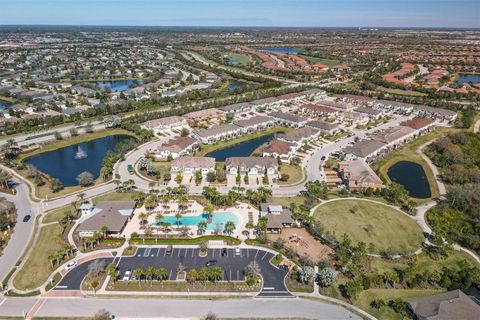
(154, 212), (241, 230)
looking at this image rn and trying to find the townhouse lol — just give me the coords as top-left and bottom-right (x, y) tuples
(170, 157), (215, 175)
(277, 126), (321, 147)
(219, 102), (254, 114)
(141, 115), (188, 133)
(299, 103), (339, 117)
(225, 157), (279, 177)
(353, 107), (383, 120)
(193, 123), (242, 144)
(343, 139), (387, 163)
(414, 105), (457, 122)
(268, 111), (309, 128)
(338, 160), (384, 191)
(306, 120), (341, 136)
(233, 115), (275, 133)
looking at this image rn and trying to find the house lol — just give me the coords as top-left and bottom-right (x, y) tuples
(373, 100), (413, 114)
(338, 160), (383, 191)
(250, 97), (281, 110)
(339, 111), (370, 126)
(354, 107), (383, 120)
(259, 203), (295, 233)
(184, 108), (221, 120)
(219, 102), (253, 114)
(341, 95), (375, 106)
(400, 117), (435, 133)
(306, 120), (340, 135)
(414, 105), (457, 122)
(268, 111), (308, 128)
(149, 136), (198, 160)
(193, 123), (242, 144)
(225, 157), (278, 177)
(277, 126), (321, 146)
(262, 139), (296, 163)
(407, 290), (480, 320)
(233, 115), (275, 133)
(142, 116), (187, 133)
(170, 156), (215, 175)
(76, 201), (136, 238)
(343, 139), (387, 163)
(300, 103), (339, 117)
(371, 126), (416, 148)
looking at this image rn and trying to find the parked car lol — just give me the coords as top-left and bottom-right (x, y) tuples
(23, 214), (31, 222)
(64, 260), (77, 271)
(166, 245), (173, 255)
(205, 260), (217, 267)
(221, 248), (227, 256)
(122, 270), (132, 281)
(235, 248), (241, 256)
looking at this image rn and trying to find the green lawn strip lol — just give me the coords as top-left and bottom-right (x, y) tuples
(0, 95), (18, 103)
(377, 86), (428, 97)
(299, 55), (340, 67)
(225, 52), (253, 65)
(270, 195), (317, 208)
(285, 276), (314, 293)
(313, 199), (423, 254)
(108, 280), (258, 292)
(371, 127), (456, 201)
(355, 288), (444, 320)
(194, 126), (291, 157)
(129, 235), (241, 246)
(278, 164), (304, 185)
(13, 223), (68, 291)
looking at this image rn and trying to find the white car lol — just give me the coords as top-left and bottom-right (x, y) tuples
(235, 248), (241, 256)
(64, 260), (77, 271)
(123, 270), (132, 281)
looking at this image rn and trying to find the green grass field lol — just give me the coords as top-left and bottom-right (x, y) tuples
(299, 55), (340, 67)
(278, 164), (304, 185)
(225, 52), (252, 65)
(13, 223), (68, 291)
(313, 199), (423, 254)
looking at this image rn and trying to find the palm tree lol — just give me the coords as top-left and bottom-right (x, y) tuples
(138, 212), (148, 225)
(187, 268), (198, 283)
(162, 222), (172, 234)
(133, 268), (144, 286)
(178, 196), (188, 212)
(77, 192), (86, 204)
(175, 212), (183, 227)
(224, 221), (236, 236)
(145, 266), (155, 287)
(204, 204), (215, 222)
(197, 220), (208, 235)
(0, 170), (12, 190)
(100, 226), (109, 238)
(106, 263), (119, 284)
(245, 222), (254, 238)
(210, 266), (223, 284)
(155, 267), (168, 286)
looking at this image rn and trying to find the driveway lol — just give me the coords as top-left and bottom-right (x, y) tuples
(55, 247), (291, 297)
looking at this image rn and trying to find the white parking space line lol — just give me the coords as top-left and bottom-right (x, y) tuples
(156, 249), (161, 257)
(184, 249), (188, 257)
(237, 270), (239, 281)
(261, 252), (268, 260)
(229, 270), (232, 281)
(212, 249), (215, 257)
(164, 249), (167, 257)
(254, 249), (259, 260)
(247, 250), (249, 258)
(191, 249), (194, 257)
(168, 270), (173, 280)
(0, 298), (6, 307)
(177, 249), (181, 257)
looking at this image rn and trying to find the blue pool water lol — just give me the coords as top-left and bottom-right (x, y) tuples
(258, 47), (304, 54)
(457, 74), (480, 85)
(228, 59), (240, 65)
(0, 99), (12, 110)
(156, 212), (240, 230)
(97, 80), (143, 92)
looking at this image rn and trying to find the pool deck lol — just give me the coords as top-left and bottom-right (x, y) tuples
(122, 200), (257, 240)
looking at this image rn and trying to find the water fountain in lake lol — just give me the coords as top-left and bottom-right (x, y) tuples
(74, 146), (88, 160)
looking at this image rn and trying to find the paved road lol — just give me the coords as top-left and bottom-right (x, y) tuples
(56, 247), (291, 297)
(0, 180), (42, 282)
(0, 296), (362, 319)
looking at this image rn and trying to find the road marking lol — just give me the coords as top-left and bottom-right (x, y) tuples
(0, 298), (6, 307)
(229, 270), (232, 281)
(254, 249), (259, 259)
(144, 248), (151, 257)
(115, 257), (122, 267)
(237, 270), (239, 281)
(163, 249), (167, 257)
(263, 287), (275, 290)
(55, 285), (68, 289)
(212, 249), (215, 257)
(177, 249), (181, 257)
(184, 248), (187, 257)
(247, 249), (249, 258)
(261, 252), (268, 260)
(191, 249), (194, 257)
(156, 249), (160, 257)
(168, 270), (173, 280)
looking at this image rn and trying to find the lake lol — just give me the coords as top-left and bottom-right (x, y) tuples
(258, 47), (304, 54)
(24, 135), (133, 187)
(205, 133), (276, 161)
(457, 74), (480, 85)
(229, 81), (248, 92)
(0, 99), (12, 110)
(97, 80), (143, 92)
(387, 161), (431, 198)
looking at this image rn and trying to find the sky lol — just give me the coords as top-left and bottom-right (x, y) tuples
(0, 0), (479, 28)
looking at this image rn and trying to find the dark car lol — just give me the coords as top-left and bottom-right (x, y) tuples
(221, 248), (227, 256)
(23, 214), (31, 222)
(321, 156), (326, 160)
(205, 260), (217, 267)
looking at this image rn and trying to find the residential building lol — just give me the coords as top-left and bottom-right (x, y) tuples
(142, 116), (187, 133)
(414, 105), (457, 121)
(259, 203), (295, 233)
(219, 102), (253, 114)
(407, 290), (480, 320)
(354, 107), (383, 120)
(76, 201), (136, 238)
(371, 125), (416, 148)
(343, 139), (387, 163)
(400, 117), (435, 133)
(338, 160), (384, 191)
(149, 136), (198, 160)
(306, 120), (340, 135)
(225, 157), (278, 177)
(277, 126), (321, 146)
(299, 103), (339, 117)
(170, 157), (215, 175)
(193, 123), (242, 144)
(262, 139), (296, 163)
(268, 111), (309, 127)
(184, 108), (221, 120)
(233, 115), (275, 133)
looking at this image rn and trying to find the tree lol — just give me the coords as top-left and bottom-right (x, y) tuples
(50, 178), (64, 192)
(138, 212), (148, 225)
(146, 266), (155, 286)
(206, 171), (216, 183)
(88, 260), (106, 276)
(197, 220), (208, 235)
(133, 268), (144, 285)
(297, 266), (316, 284)
(94, 309), (111, 320)
(106, 263), (119, 284)
(0, 170), (12, 190)
(342, 280), (363, 302)
(224, 220), (236, 235)
(90, 280), (99, 296)
(187, 268), (198, 283)
(76, 171), (94, 186)
(155, 267), (168, 285)
(195, 170), (203, 186)
(53, 131), (63, 140)
(317, 268), (338, 288)
(175, 172), (183, 185)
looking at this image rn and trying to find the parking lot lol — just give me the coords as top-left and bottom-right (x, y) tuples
(55, 246), (292, 297)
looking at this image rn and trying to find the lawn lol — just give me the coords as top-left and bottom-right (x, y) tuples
(140, 161), (171, 182)
(377, 86), (427, 97)
(225, 52), (252, 66)
(313, 199), (423, 254)
(299, 55), (340, 67)
(278, 164), (304, 185)
(13, 223), (68, 291)
(42, 205), (75, 224)
(270, 195), (319, 209)
(355, 288), (444, 320)
(371, 127), (456, 201)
